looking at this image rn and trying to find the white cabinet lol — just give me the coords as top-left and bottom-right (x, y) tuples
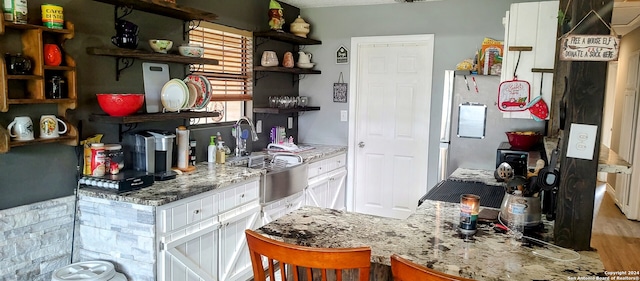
(501, 0), (559, 119)
(307, 169), (347, 211)
(261, 191), (306, 224)
(305, 153), (347, 211)
(157, 178), (261, 281)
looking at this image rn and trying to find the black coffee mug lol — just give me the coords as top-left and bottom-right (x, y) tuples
(115, 19), (139, 35)
(111, 34), (138, 49)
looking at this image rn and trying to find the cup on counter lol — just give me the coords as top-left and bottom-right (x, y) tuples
(458, 194), (480, 236)
(39, 115), (67, 138)
(7, 116), (34, 141)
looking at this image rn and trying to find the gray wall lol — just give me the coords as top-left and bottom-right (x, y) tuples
(296, 0), (549, 189)
(0, 0), (299, 210)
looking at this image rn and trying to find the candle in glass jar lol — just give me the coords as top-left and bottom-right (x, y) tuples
(459, 194), (480, 235)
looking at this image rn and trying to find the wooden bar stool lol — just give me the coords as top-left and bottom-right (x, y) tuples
(245, 229), (371, 281)
(390, 254), (476, 281)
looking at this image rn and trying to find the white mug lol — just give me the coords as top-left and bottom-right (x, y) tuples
(7, 116), (34, 141)
(39, 115), (67, 138)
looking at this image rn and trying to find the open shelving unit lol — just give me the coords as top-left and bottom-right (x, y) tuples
(90, 111), (220, 141)
(0, 17), (79, 153)
(253, 30), (322, 85)
(88, 0), (219, 80)
(253, 106), (320, 114)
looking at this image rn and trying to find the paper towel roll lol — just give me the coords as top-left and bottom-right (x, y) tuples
(176, 126), (189, 169)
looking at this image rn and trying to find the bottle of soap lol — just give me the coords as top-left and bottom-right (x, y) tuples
(207, 136), (216, 163)
(216, 141), (226, 164)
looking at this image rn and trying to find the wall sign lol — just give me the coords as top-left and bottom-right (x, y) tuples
(336, 45), (348, 64)
(560, 35), (619, 61)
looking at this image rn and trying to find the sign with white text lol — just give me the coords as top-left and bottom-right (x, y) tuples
(560, 35), (619, 61)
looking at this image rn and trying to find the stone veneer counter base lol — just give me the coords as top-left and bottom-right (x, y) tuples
(257, 202), (605, 281)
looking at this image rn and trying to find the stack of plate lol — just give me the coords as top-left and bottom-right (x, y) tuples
(160, 74), (212, 112)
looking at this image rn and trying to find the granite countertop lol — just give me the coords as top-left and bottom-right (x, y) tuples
(257, 202), (605, 281)
(78, 144), (347, 206)
(226, 143), (348, 166)
(78, 163), (264, 206)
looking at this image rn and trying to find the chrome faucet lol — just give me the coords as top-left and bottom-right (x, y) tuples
(234, 116), (259, 157)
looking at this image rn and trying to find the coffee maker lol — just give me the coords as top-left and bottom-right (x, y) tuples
(125, 130), (177, 181)
(495, 142), (529, 180)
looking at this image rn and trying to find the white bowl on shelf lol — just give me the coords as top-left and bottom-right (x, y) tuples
(178, 44), (204, 57)
(296, 62), (315, 69)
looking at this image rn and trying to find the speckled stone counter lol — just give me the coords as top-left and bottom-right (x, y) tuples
(257, 203), (605, 281)
(78, 163), (263, 206)
(78, 144), (346, 207)
(447, 168), (503, 187)
(226, 144), (347, 166)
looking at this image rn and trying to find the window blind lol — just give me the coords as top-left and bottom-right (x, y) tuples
(189, 22), (253, 102)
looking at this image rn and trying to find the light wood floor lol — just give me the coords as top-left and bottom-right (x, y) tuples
(591, 183), (640, 271)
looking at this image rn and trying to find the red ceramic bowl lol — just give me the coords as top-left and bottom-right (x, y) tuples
(96, 93), (144, 117)
(506, 131), (542, 150)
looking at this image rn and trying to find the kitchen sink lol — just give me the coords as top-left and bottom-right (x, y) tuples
(227, 153), (308, 204)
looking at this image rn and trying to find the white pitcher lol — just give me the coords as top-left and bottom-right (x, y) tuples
(297, 51), (312, 64)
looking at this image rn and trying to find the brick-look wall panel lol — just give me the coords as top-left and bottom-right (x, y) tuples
(75, 195), (156, 281)
(0, 196), (75, 281)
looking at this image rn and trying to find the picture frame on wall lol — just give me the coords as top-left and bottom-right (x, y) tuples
(336, 45), (348, 64)
(333, 72), (347, 103)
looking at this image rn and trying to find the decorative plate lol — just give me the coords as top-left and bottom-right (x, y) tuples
(161, 79), (188, 112)
(184, 74), (211, 110)
(184, 81), (199, 109)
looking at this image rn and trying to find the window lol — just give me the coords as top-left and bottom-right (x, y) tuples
(188, 22), (253, 124)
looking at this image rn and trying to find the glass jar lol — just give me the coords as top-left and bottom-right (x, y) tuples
(105, 144), (124, 175)
(46, 76), (66, 99)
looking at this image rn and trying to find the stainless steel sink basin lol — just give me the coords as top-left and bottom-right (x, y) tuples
(262, 162), (308, 204)
(227, 153), (308, 204)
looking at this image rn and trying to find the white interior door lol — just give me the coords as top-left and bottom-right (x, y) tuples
(616, 51), (640, 219)
(348, 35), (434, 219)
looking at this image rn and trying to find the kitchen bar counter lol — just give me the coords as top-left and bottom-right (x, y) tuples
(257, 202), (605, 281)
(77, 144), (347, 206)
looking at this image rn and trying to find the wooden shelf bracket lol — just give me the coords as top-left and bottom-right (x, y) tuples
(115, 57), (135, 80)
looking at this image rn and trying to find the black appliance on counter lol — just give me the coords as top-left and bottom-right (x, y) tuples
(495, 142), (529, 180)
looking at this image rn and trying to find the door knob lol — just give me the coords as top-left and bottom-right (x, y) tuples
(358, 142), (365, 148)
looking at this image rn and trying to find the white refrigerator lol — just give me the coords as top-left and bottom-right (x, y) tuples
(437, 70), (546, 182)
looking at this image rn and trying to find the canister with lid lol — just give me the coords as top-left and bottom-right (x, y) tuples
(104, 144), (124, 175)
(90, 143), (106, 176)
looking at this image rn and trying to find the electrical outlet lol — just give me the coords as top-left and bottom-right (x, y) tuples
(340, 110), (348, 122)
(256, 120), (262, 133)
(288, 117), (293, 129)
(566, 123), (598, 160)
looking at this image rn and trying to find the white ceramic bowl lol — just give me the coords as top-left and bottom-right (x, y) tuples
(296, 62), (315, 69)
(149, 39), (173, 53)
(178, 44), (204, 57)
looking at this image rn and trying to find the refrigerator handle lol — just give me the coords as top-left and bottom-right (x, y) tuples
(438, 143), (449, 182)
(440, 70), (455, 142)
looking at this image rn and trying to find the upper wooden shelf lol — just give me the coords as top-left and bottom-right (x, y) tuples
(253, 106), (320, 114)
(90, 111), (220, 124)
(254, 66), (320, 75)
(91, 0), (217, 22)
(254, 30), (321, 45)
(0, 21), (73, 35)
(87, 47), (219, 65)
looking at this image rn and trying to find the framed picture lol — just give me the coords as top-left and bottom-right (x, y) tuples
(333, 72), (347, 103)
(333, 83), (347, 103)
(336, 45), (348, 64)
